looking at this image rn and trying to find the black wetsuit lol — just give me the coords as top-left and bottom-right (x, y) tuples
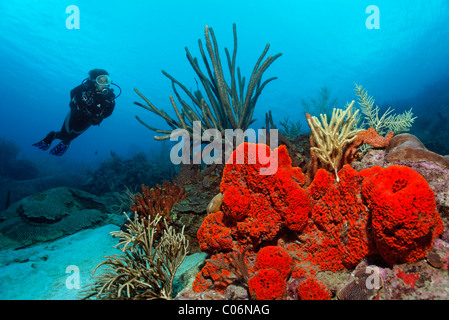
(33, 79), (116, 156)
(55, 81), (116, 143)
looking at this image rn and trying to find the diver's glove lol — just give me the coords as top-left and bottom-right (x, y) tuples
(49, 141), (70, 157)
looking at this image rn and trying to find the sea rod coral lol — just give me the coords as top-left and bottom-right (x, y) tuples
(134, 24), (282, 141)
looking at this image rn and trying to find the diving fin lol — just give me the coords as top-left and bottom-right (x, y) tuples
(32, 140), (51, 151)
(32, 131), (56, 151)
(49, 142), (70, 157)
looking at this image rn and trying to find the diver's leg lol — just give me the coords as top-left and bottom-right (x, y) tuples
(50, 112), (73, 156)
(32, 131), (56, 151)
(50, 111), (90, 156)
(33, 112), (70, 152)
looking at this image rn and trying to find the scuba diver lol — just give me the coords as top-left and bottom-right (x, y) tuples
(33, 68), (121, 156)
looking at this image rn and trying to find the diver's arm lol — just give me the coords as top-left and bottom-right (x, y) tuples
(91, 98), (115, 125)
(70, 84), (84, 100)
(69, 84), (87, 112)
(101, 99), (115, 119)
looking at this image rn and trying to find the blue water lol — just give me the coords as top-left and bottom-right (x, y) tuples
(1, 0), (449, 169)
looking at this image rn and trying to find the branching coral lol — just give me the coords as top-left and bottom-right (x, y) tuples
(134, 24), (282, 141)
(306, 101), (361, 182)
(82, 213), (189, 300)
(305, 101), (393, 185)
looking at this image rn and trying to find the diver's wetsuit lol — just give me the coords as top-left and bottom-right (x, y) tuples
(60, 81), (115, 141)
(33, 81), (115, 156)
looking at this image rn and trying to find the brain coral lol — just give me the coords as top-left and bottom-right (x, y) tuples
(361, 165), (443, 264)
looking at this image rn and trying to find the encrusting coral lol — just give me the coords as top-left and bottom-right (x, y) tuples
(82, 213), (189, 300)
(192, 142), (443, 299)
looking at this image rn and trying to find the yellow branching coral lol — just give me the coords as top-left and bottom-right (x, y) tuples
(306, 101), (361, 182)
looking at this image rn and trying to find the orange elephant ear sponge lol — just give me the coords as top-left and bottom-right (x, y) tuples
(361, 165), (443, 265)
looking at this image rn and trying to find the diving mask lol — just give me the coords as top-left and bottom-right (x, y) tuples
(96, 75), (112, 86)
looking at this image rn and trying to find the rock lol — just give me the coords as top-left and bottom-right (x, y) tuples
(385, 134), (449, 169)
(0, 173), (86, 207)
(175, 288), (226, 300)
(171, 183), (220, 254)
(0, 187), (115, 250)
(426, 252), (443, 269)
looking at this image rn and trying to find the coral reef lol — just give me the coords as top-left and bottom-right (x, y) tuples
(192, 142), (444, 299)
(384, 133), (449, 169)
